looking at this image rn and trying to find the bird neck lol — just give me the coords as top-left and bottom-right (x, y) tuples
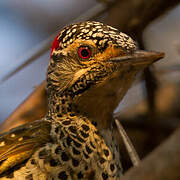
(46, 63), (136, 130)
(47, 90), (76, 117)
(46, 66), (94, 119)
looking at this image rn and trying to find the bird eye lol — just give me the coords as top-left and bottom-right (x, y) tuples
(78, 46), (91, 59)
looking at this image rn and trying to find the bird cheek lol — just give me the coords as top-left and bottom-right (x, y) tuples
(79, 59), (96, 66)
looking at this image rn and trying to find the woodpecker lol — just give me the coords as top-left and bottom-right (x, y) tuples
(0, 21), (164, 180)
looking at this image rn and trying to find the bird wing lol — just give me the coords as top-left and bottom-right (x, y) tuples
(0, 119), (51, 174)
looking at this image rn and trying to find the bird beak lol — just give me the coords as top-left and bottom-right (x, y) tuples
(109, 50), (165, 66)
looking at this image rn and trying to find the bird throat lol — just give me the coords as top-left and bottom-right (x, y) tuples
(74, 68), (138, 129)
(47, 67), (138, 131)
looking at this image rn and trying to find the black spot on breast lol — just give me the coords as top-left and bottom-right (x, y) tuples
(72, 158), (79, 167)
(95, 130), (100, 135)
(85, 166), (88, 170)
(61, 99), (65, 104)
(56, 105), (60, 112)
(99, 157), (106, 164)
(76, 135), (85, 143)
(58, 171), (68, 180)
(25, 174), (33, 180)
(95, 138), (99, 143)
(90, 141), (95, 149)
(39, 149), (48, 159)
(110, 163), (115, 172)
(68, 126), (77, 134)
(62, 141), (67, 148)
(83, 151), (89, 159)
(55, 146), (62, 154)
(70, 113), (75, 117)
(81, 124), (89, 131)
(55, 127), (59, 133)
(62, 107), (66, 114)
(62, 120), (71, 125)
(103, 149), (109, 157)
(73, 139), (81, 148)
(80, 130), (89, 138)
(61, 152), (69, 161)
(77, 171), (84, 179)
(57, 113), (62, 117)
(85, 145), (93, 154)
(102, 172), (108, 180)
(30, 159), (36, 165)
(67, 105), (72, 112)
(60, 131), (65, 139)
(73, 147), (80, 155)
(50, 158), (59, 167)
(66, 136), (73, 146)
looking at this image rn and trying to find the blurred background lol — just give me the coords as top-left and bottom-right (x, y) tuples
(0, 0), (180, 179)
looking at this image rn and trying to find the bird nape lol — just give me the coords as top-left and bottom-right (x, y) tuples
(0, 21), (164, 180)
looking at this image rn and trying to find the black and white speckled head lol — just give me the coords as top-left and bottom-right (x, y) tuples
(48, 21), (137, 94)
(51, 21), (136, 56)
(47, 21), (164, 122)
(47, 21), (163, 99)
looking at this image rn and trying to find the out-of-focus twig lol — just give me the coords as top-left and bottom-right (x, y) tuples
(115, 119), (140, 167)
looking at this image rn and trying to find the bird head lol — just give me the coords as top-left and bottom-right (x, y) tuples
(47, 21), (164, 126)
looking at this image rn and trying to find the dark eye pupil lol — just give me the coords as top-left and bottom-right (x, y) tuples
(78, 46), (91, 59)
(81, 49), (89, 57)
